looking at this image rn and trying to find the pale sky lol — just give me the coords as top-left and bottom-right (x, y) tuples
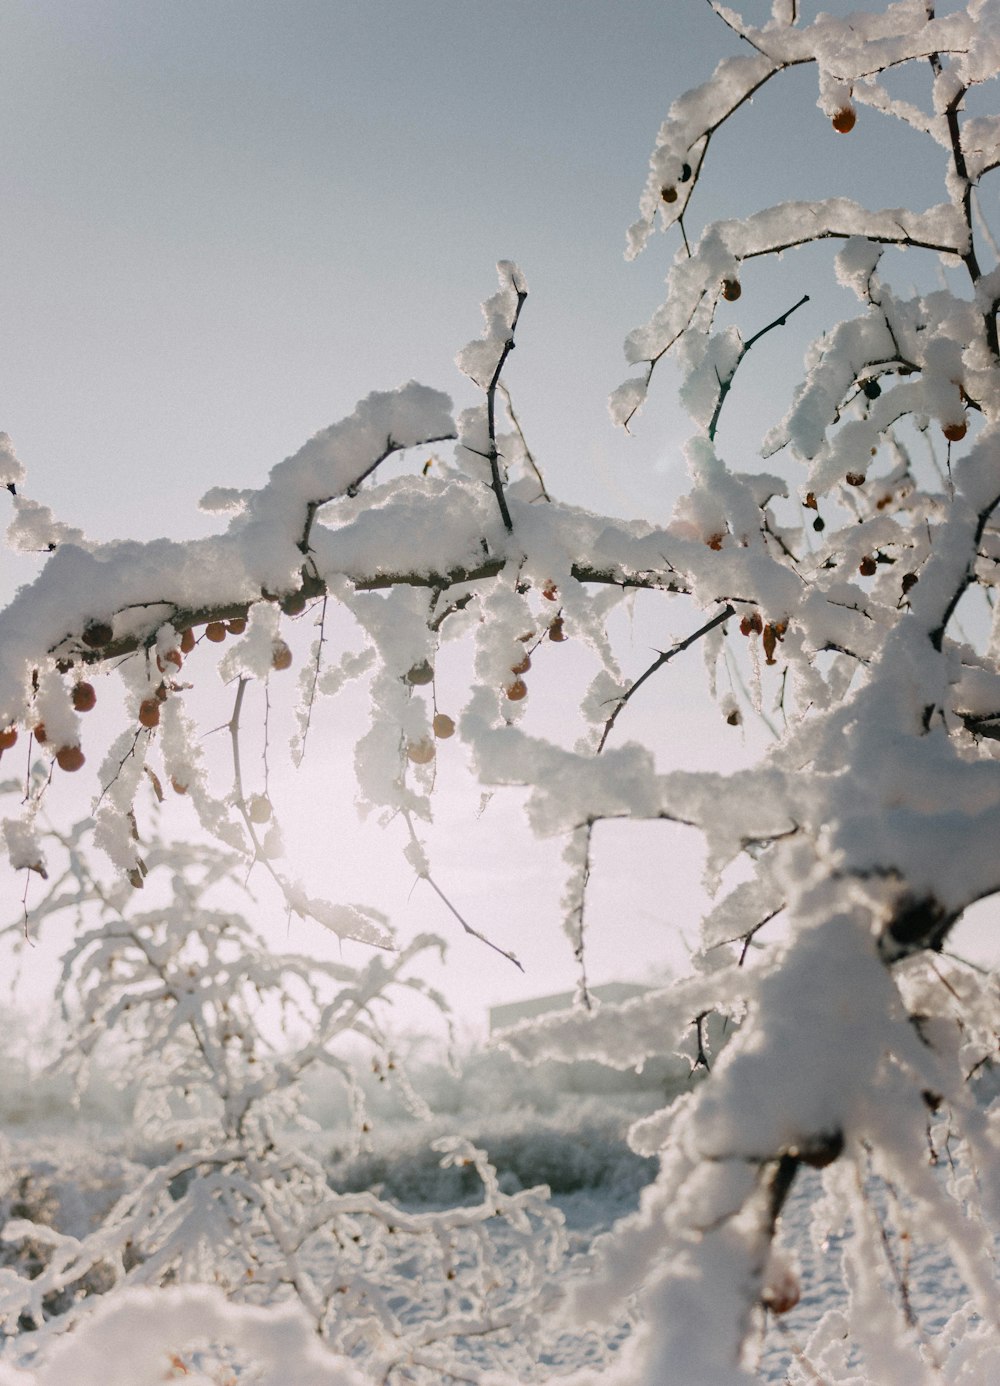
(1, 1), (984, 1038)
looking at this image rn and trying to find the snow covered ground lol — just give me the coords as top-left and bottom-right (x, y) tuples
(0, 1042), (990, 1383)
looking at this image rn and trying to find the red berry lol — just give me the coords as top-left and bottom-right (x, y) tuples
(55, 744), (85, 772)
(72, 681), (96, 712)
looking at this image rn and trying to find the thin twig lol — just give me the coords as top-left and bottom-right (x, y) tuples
(484, 276), (528, 533)
(94, 729), (145, 809)
(708, 295), (810, 442)
(298, 429), (457, 554)
(498, 382), (551, 502)
(597, 604), (734, 752)
(299, 593), (329, 758)
(422, 873), (524, 972)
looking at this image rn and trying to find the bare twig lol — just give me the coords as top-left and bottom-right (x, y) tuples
(597, 604), (735, 752)
(497, 381), (550, 502)
(421, 874), (523, 972)
(708, 295), (810, 443)
(299, 593), (329, 758)
(401, 811), (523, 970)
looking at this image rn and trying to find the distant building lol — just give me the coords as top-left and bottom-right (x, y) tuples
(488, 982), (731, 1098)
(488, 982), (648, 1035)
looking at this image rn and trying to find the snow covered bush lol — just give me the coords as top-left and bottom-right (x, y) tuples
(0, 809), (562, 1378)
(2, 0), (1000, 1380)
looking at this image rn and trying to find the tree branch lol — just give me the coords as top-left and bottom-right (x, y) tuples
(298, 429), (458, 555)
(597, 604), (735, 753)
(483, 277), (528, 533)
(55, 560), (688, 668)
(708, 294), (810, 442)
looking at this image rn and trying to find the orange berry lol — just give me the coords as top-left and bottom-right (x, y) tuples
(511, 654), (531, 676)
(271, 640), (293, 671)
(205, 621), (227, 643)
(55, 744), (85, 772)
(832, 106), (856, 133)
(660, 185), (678, 204)
(432, 713), (456, 739)
(845, 472), (865, 487)
(942, 419), (967, 443)
(72, 681), (96, 712)
(549, 617), (566, 642)
(227, 617), (247, 635)
(171, 777), (188, 795)
(280, 590), (306, 616)
(0, 727), (17, 752)
(505, 678), (528, 701)
(721, 278), (741, 302)
(859, 556), (877, 577)
(33, 723), (47, 744)
(180, 628), (196, 654)
(138, 698), (161, 729)
(542, 582), (558, 601)
(406, 738), (435, 765)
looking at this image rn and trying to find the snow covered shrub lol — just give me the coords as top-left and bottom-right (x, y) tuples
(1, 0), (1000, 1380)
(329, 1110), (657, 1206)
(0, 810), (562, 1377)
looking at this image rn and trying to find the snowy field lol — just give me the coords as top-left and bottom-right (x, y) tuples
(1, 1041), (991, 1384)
